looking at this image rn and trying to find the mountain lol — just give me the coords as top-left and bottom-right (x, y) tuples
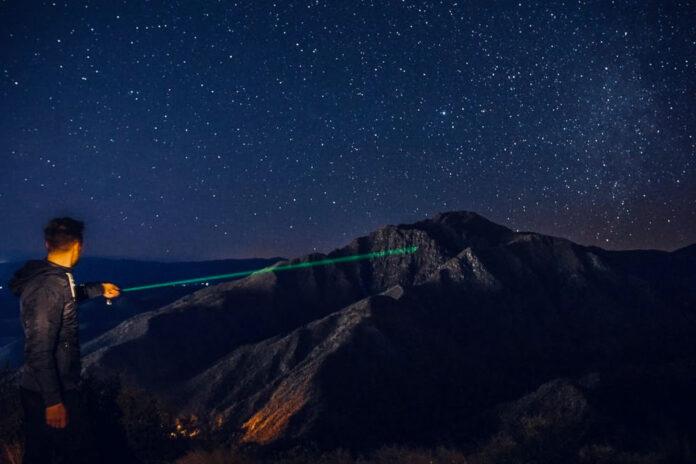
(82, 211), (696, 452)
(0, 256), (283, 366)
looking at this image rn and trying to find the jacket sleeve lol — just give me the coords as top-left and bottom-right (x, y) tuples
(23, 278), (64, 406)
(75, 282), (104, 302)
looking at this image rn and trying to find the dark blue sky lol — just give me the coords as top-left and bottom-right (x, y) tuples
(1, 1), (694, 262)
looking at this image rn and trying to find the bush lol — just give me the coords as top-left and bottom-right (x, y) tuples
(0, 362), (22, 464)
(174, 445), (260, 464)
(81, 373), (196, 463)
(0, 369), (200, 464)
(362, 445), (468, 464)
(173, 444), (469, 464)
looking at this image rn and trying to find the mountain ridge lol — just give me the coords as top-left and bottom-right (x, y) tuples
(82, 210), (696, 450)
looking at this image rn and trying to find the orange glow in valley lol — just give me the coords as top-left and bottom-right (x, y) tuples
(170, 415), (201, 439)
(241, 387), (309, 444)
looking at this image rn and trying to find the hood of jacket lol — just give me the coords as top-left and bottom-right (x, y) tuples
(8, 259), (72, 297)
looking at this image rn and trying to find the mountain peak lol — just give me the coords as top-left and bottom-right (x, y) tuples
(431, 210), (513, 236)
(377, 210), (516, 254)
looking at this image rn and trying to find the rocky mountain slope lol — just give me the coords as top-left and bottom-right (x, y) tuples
(82, 211), (696, 451)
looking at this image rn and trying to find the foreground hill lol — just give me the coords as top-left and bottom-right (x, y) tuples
(83, 211), (696, 453)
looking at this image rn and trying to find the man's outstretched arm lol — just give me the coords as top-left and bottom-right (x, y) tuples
(75, 282), (120, 302)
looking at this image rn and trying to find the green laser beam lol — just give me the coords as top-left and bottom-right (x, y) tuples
(121, 246), (418, 293)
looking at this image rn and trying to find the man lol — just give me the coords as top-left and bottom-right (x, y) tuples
(8, 217), (120, 463)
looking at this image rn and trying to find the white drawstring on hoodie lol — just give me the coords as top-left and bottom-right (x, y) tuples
(66, 272), (76, 300)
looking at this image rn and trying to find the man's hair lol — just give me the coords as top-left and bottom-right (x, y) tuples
(44, 217), (84, 252)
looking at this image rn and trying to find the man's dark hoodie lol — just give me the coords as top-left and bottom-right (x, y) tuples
(8, 259), (103, 406)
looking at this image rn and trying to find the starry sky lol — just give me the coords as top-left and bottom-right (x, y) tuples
(1, 1), (694, 262)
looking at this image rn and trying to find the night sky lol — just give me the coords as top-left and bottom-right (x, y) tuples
(1, 1), (694, 262)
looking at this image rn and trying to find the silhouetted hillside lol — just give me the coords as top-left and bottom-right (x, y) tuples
(82, 211), (696, 456)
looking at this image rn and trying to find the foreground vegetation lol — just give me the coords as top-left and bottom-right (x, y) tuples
(1, 363), (694, 464)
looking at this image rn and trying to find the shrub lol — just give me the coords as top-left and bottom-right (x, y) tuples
(0, 363), (22, 464)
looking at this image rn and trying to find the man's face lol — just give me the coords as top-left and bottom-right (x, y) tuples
(70, 241), (83, 267)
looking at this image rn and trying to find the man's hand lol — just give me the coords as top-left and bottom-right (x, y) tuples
(102, 283), (120, 300)
(46, 402), (68, 429)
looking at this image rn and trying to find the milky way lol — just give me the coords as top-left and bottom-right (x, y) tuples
(1, 1), (694, 261)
